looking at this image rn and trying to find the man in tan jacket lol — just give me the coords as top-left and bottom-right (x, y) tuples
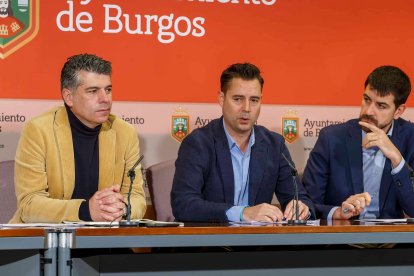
(10, 54), (146, 223)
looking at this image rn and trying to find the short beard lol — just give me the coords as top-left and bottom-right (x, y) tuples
(359, 114), (393, 133)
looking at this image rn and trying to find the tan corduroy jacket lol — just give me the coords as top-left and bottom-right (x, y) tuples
(10, 106), (146, 223)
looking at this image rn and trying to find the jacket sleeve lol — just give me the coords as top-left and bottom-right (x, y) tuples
(12, 121), (83, 223)
(171, 134), (232, 222)
(302, 127), (336, 219)
(391, 159), (414, 217)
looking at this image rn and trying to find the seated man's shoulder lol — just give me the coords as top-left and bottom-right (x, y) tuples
(110, 114), (136, 132)
(397, 118), (414, 133)
(254, 124), (283, 143)
(317, 119), (354, 137)
(25, 107), (62, 128)
(184, 118), (220, 141)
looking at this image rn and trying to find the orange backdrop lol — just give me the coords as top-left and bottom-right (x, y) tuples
(1, 0), (414, 106)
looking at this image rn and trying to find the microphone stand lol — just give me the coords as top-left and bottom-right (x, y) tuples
(287, 167), (307, 226)
(282, 153), (307, 226)
(119, 155), (144, 227)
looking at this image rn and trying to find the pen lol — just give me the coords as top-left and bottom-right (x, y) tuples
(342, 193), (371, 214)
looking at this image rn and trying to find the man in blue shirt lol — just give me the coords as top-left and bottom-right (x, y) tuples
(171, 63), (314, 222)
(303, 65), (414, 220)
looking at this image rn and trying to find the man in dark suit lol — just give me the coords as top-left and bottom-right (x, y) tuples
(171, 63), (314, 222)
(303, 65), (414, 220)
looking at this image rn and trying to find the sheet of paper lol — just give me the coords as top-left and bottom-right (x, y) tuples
(63, 221), (117, 227)
(229, 221), (287, 227)
(0, 223), (72, 228)
(64, 219), (184, 227)
(229, 220), (320, 227)
(355, 218), (408, 224)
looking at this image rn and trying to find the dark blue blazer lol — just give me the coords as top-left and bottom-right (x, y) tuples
(303, 118), (414, 219)
(171, 118), (314, 222)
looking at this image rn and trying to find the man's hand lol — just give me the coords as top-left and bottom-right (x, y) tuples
(359, 121), (402, 167)
(89, 185), (125, 222)
(283, 200), (310, 220)
(333, 192), (371, 219)
(242, 203), (284, 222)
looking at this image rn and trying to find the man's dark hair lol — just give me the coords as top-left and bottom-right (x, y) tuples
(220, 63), (264, 94)
(364, 65), (411, 107)
(60, 54), (112, 91)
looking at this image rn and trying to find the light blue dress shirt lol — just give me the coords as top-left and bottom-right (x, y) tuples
(328, 121), (405, 219)
(360, 122), (405, 218)
(223, 120), (255, 222)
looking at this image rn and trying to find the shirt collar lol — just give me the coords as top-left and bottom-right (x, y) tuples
(223, 118), (255, 150)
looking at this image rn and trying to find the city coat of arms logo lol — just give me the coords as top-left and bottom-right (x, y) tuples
(0, 0), (39, 59)
(282, 109), (299, 143)
(171, 107), (190, 143)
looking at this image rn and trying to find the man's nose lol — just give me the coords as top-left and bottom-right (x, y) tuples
(365, 103), (376, 115)
(243, 99), (250, 112)
(98, 89), (110, 103)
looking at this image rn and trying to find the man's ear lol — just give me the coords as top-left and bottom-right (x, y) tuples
(394, 104), (406, 119)
(62, 88), (73, 107)
(219, 91), (224, 108)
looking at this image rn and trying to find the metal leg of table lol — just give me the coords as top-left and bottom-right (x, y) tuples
(43, 231), (58, 276)
(58, 230), (73, 276)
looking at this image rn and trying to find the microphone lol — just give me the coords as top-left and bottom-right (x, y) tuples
(281, 152), (307, 226)
(119, 155), (144, 227)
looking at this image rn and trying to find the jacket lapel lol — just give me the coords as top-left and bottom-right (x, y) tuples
(248, 130), (267, 205)
(379, 120), (401, 212)
(346, 121), (364, 194)
(379, 159), (392, 212)
(214, 119), (235, 205)
(98, 120), (116, 189)
(54, 107), (75, 199)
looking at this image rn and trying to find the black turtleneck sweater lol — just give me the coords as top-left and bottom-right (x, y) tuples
(66, 105), (101, 221)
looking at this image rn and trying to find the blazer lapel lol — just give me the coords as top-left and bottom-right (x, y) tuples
(346, 121), (364, 194)
(248, 127), (267, 205)
(98, 121), (116, 189)
(379, 159), (392, 212)
(214, 119), (235, 205)
(54, 107), (75, 199)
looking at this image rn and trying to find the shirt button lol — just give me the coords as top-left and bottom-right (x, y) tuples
(396, 181), (403, 187)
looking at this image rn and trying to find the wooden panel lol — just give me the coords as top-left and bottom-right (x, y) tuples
(75, 221), (414, 236)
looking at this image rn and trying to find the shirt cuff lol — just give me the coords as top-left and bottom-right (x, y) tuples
(391, 158), (405, 175)
(306, 210), (311, 219)
(226, 206), (247, 222)
(79, 200), (92, 221)
(327, 206), (340, 221)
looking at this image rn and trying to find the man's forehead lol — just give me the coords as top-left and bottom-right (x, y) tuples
(364, 86), (395, 104)
(226, 78), (262, 94)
